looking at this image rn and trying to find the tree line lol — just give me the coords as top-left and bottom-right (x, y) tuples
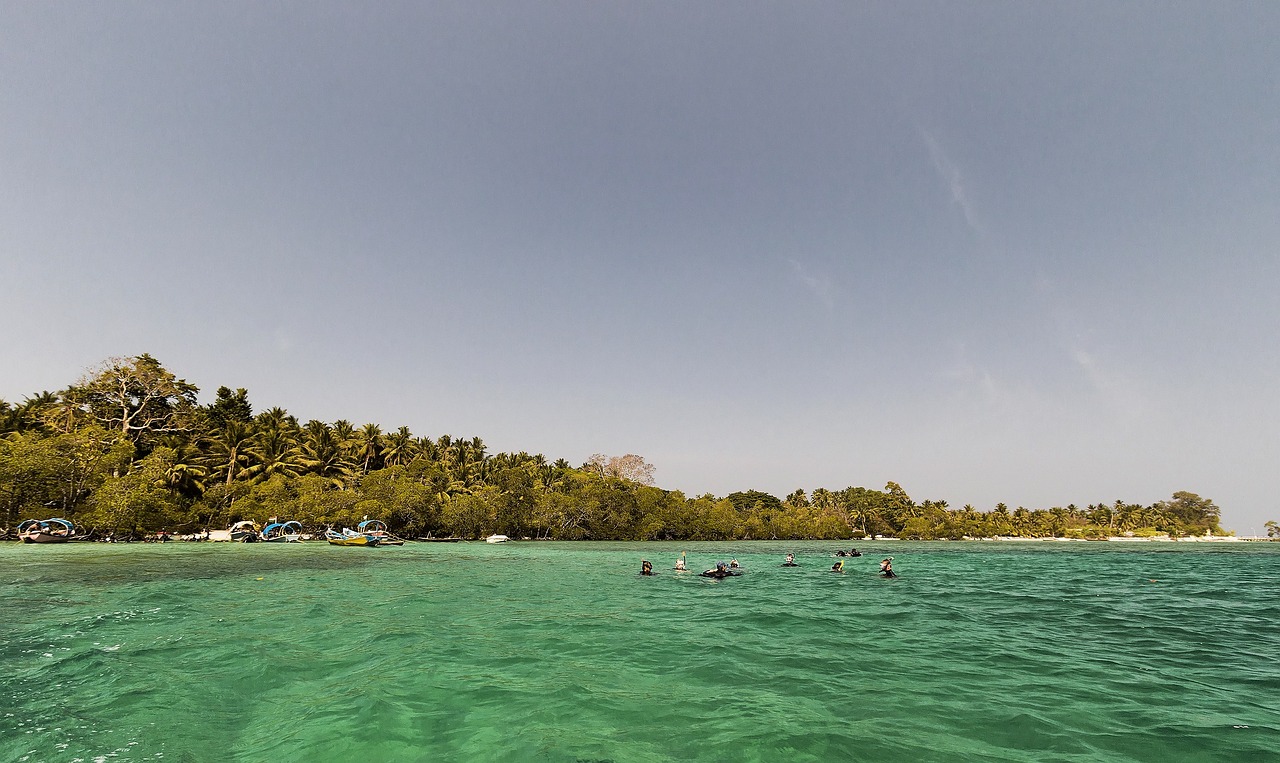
(1, 355), (1228, 541)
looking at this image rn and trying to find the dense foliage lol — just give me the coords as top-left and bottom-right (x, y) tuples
(1, 356), (1229, 541)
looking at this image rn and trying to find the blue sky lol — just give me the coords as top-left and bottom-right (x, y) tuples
(3, 3), (1277, 533)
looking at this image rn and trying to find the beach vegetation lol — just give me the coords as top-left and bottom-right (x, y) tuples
(0, 356), (1232, 541)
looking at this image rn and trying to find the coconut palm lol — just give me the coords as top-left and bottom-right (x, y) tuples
(207, 421), (255, 486)
(256, 407), (298, 434)
(355, 423), (384, 474)
(414, 436), (440, 462)
(241, 426), (305, 483)
(382, 426), (416, 467)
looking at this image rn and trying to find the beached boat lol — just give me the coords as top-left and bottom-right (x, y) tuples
(357, 519), (404, 546)
(229, 520), (260, 543)
(485, 534), (510, 544)
(326, 528), (380, 547)
(261, 520), (303, 542)
(18, 518), (75, 543)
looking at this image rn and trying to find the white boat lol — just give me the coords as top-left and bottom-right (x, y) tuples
(484, 534), (510, 544)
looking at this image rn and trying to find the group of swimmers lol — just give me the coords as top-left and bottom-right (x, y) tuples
(640, 551), (897, 578)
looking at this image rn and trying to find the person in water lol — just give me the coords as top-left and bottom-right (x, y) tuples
(729, 558), (740, 568)
(701, 561), (737, 579)
(674, 552), (687, 571)
(880, 557), (896, 578)
(831, 560), (844, 572)
(641, 560), (654, 576)
(782, 553), (798, 567)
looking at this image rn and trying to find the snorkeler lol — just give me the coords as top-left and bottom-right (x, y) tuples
(729, 558), (740, 568)
(831, 560), (844, 572)
(880, 557), (897, 578)
(782, 553), (799, 567)
(674, 551), (687, 571)
(641, 560), (654, 576)
(700, 561), (740, 579)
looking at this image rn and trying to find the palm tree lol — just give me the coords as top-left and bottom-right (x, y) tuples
(413, 436), (439, 462)
(356, 423), (383, 474)
(301, 423), (355, 489)
(382, 426), (416, 467)
(208, 421), (255, 486)
(242, 426), (305, 483)
(256, 407), (298, 433)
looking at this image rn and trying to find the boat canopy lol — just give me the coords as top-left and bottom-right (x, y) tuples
(281, 520), (302, 531)
(17, 518), (74, 533)
(357, 520), (388, 532)
(229, 520), (259, 531)
(261, 523), (285, 535)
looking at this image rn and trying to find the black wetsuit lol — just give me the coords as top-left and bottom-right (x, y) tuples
(701, 569), (740, 578)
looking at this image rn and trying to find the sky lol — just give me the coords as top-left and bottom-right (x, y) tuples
(2, 2), (1278, 533)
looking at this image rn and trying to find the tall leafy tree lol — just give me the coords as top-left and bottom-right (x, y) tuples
(66, 355), (198, 447)
(205, 387), (253, 429)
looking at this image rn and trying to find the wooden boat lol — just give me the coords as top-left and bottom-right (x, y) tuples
(326, 528), (380, 547)
(18, 518), (75, 543)
(357, 519), (404, 546)
(229, 520), (260, 542)
(261, 520), (303, 542)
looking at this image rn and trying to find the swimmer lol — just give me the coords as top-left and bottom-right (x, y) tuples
(782, 553), (798, 567)
(700, 561), (739, 579)
(880, 557), (897, 578)
(831, 560), (844, 572)
(729, 558), (740, 568)
(674, 551), (687, 571)
(848, 548), (861, 557)
(641, 560), (654, 576)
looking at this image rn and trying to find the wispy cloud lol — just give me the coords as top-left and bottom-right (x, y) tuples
(789, 259), (834, 312)
(943, 341), (1000, 402)
(1069, 344), (1151, 423)
(920, 129), (985, 239)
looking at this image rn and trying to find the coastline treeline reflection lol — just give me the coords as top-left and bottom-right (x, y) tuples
(2, 355), (1226, 540)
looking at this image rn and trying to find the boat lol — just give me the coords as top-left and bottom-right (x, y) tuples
(326, 528), (380, 547)
(357, 519), (404, 546)
(261, 520), (303, 542)
(229, 520), (260, 542)
(484, 534), (510, 544)
(18, 518), (75, 543)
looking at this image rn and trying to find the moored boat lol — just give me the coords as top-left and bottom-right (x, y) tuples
(357, 519), (404, 546)
(229, 520), (260, 543)
(485, 534), (510, 544)
(261, 520), (303, 542)
(326, 528), (380, 547)
(18, 518), (75, 543)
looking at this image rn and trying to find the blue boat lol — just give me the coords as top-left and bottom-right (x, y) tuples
(18, 518), (75, 543)
(261, 520), (303, 542)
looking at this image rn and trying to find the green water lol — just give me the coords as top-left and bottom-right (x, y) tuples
(2, 541), (1278, 762)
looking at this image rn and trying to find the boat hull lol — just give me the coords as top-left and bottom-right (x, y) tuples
(325, 530), (380, 547)
(21, 533), (71, 543)
(327, 536), (379, 547)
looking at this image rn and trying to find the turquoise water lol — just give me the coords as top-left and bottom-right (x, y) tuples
(2, 541), (1279, 762)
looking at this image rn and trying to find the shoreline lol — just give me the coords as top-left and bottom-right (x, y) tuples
(4, 533), (1275, 544)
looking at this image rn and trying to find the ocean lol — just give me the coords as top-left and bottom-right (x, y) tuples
(3, 540), (1278, 762)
